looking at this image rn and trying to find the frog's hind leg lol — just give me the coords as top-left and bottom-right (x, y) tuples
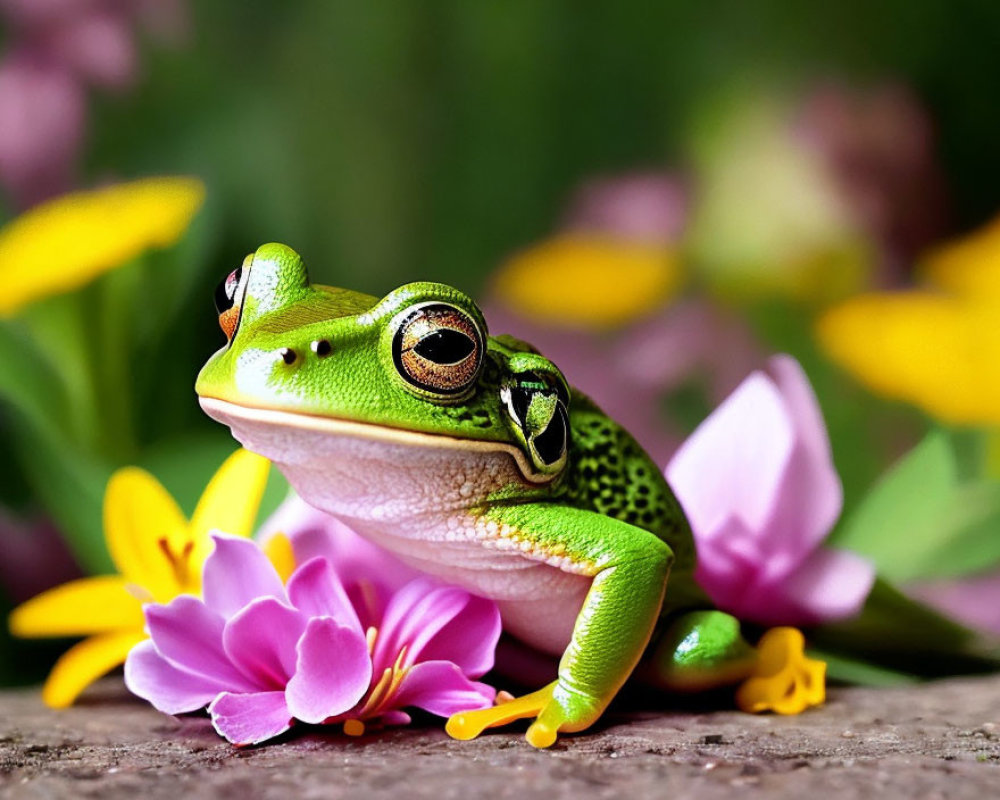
(643, 611), (827, 715)
(643, 610), (757, 692)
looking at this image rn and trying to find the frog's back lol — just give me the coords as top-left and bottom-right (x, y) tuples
(559, 390), (706, 611)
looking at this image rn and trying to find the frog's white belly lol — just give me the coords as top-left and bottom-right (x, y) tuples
(201, 398), (592, 655)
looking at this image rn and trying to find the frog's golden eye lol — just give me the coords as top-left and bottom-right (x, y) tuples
(392, 303), (484, 397)
(214, 263), (249, 342)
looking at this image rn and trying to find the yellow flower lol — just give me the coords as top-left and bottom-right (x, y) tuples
(8, 449), (269, 708)
(0, 176), (205, 317)
(492, 234), (683, 329)
(817, 213), (1000, 424)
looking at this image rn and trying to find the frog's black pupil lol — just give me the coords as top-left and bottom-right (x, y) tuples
(413, 329), (476, 364)
(213, 267), (242, 315)
(508, 386), (532, 427)
(533, 404), (568, 465)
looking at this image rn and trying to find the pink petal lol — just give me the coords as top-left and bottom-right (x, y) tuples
(223, 597), (306, 689)
(124, 640), (225, 714)
(761, 356), (843, 559)
(203, 534), (287, 618)
(381, 710), (412, 726)
(666, 372), (795, 537)
(286, 557), (362, 635)
(766, 355), (833, 471)
(910, 572), (1000, 635)
(373, 579), (496, 674)
(400, 589), (501, 678)
(208, 691), (293, 746)
(144, 595), (259, 691)
(390, 661), (495, 718)
(692, 515), (767, 612)
(285, 618), (372, 724)
(562, 171), (688, 244)
(776, 548), (876, 625)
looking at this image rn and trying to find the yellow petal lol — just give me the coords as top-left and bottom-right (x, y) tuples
(188, 449), (271, 566)
(736, 628), (826, 715)
(40, 629), (147, 709)
(817, 293), (1000, 425)
(921, 213), (1000, 299)
(0, 177), (205, 317)
(492, 234), (683, 329)
(104, 466), (187, 593)
(262, 533), (296, 584)
(9, 576), (144, 638)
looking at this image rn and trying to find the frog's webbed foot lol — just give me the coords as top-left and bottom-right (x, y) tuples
(447, 681), (566, 748)
(736, 627), (826, 715)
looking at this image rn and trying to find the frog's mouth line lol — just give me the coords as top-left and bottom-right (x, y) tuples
(199, 397), (556, 485)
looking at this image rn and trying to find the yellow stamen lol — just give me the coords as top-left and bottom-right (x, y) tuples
(357, 668), (393, 719)
(343, 719), (365, 737)
(365, 626), (378, 655)
(156, 538), (195, 590)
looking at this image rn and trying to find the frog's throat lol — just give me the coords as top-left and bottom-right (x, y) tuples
(198, 397), (557, 485)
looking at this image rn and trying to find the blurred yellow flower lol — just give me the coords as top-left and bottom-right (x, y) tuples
(8, 449), (269, 708)
(0, 176), (205, 317)
(491, 234), (683, 329)
(919, 214), (1000, 299)
(817, 213), (1000, 424)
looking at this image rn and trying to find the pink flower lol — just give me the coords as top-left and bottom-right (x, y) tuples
(908, 573), (1000, 636)
(560, 171), (689, 245)
(125, 534), (500, 745)
(666, 355), (875, 626)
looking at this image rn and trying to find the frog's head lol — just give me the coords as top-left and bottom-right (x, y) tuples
(196, 243), (570, 484)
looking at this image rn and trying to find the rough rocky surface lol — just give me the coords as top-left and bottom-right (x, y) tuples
(1, 676), (999, 799)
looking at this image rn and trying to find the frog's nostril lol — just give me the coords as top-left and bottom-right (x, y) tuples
(311, 339), (333, 358)
(280, 348), (297, 365)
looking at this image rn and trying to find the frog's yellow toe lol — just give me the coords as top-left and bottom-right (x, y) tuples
(735, 627), (826, 715)
(446, 681), (557, 744)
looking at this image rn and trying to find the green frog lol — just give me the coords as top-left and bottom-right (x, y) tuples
(196, 243), (824, 747)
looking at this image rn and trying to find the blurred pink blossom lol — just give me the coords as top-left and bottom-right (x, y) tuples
(126, 534), (500, 745)
(0, 509), (81, 603)
(561, 171), (689, 245)
(0, 54), (85, 208)
(0, 0), (188, 208)
(796, 82), (949, 274)
(908, 573), (1000, 636)
(666, 355), (875, 626)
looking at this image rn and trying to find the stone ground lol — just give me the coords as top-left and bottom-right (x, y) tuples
(1, 676), (999, 800)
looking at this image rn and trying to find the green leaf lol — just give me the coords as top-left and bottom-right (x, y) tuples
(14, 429), (113, 575)
(832, 431), (1000, 582)
(0, 320), (70, 441)
(810, 578), (1000, 678)
(131, 199), (219, 347)
(139, 432), (289, 527)
(813, 649), (919, 687)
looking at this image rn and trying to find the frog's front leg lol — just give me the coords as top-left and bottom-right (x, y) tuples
(447, 504), (673, 748)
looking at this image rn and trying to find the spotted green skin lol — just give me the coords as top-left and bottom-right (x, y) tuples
(196, 243), (752, 739)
